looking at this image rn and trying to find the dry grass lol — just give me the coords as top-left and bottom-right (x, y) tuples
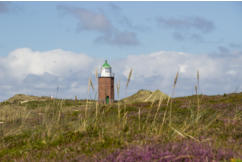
(196, 70), (200, 123)
(169, 71), (179, 126)
(122, 89), (168, 103)
(126, 68), (133, 89)
(0, 92), (241, 160)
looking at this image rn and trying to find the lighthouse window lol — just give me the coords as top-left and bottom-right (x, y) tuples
(105, 69), (109, 73)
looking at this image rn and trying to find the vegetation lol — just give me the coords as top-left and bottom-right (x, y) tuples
(0, 90), (241, 161)
(121, 89), (168, 103)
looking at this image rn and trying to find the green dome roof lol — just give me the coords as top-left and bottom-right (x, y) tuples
(102, 60), (111, 68)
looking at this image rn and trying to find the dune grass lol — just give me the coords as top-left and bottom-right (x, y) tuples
(0, 90), (241, 161)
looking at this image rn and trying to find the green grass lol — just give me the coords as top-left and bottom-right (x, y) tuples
(0, 92), (241, 161)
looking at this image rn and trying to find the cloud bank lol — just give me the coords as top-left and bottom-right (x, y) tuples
(0, 48), (241, 101)
(0, 48), (97, 100)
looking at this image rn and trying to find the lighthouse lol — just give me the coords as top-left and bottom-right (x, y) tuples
(98, 60), (114, 104)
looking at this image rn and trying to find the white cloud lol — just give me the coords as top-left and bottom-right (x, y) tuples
(1, 48), (93, 80)
(226, 70), (237, 76)
(0, 48), (96, 100)
(113, 50), (242, 96)
(0, 48), (242, 101)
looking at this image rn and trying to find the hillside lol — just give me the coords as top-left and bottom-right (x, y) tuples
(0, 92), (241, 161)
(122, 89), (168, 103)
(6, 94), (51, 104)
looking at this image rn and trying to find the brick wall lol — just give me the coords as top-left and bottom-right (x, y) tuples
(98, 77), (114, 104)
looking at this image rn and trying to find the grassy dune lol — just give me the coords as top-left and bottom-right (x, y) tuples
(0, 91), (241, 161)
(121, 89), (168, 103)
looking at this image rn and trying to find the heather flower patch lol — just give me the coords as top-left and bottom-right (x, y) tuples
(102, 140), (236, 162)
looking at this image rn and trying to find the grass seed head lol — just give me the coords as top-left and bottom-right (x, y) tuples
(195, 85), (198, 95)
(116, 80), (120, 99)
(173, 72), (179, 88)
(126, 68), (133, 89)
(88, 78), (94, 93)
(95, 68), (98, 80)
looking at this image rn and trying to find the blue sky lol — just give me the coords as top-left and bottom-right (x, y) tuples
(0, 1), (242, 100)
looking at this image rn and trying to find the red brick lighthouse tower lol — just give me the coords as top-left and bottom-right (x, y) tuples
(98, 60), (114, 104)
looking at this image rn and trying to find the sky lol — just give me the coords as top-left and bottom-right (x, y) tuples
(0, 1), (242, 101)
